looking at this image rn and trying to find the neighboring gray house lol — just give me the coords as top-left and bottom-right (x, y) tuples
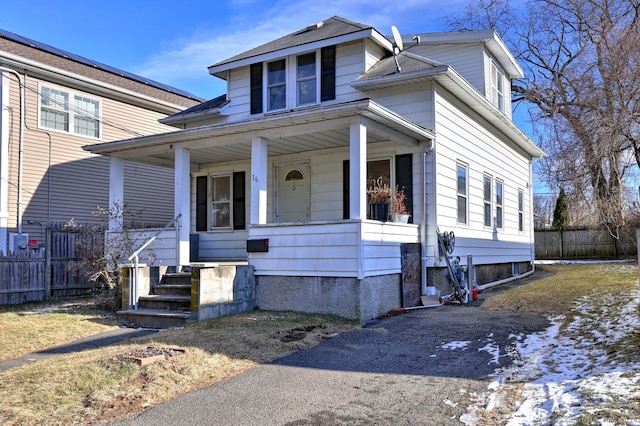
(85, 16), (544, 323)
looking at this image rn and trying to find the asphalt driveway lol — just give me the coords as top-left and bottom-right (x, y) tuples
(113, 282), (550, 426)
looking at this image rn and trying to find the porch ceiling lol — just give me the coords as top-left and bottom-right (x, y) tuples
(83, 99), (435, 167)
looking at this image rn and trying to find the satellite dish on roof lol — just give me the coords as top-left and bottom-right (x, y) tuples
(391, 25), (404, 53)
(391, 25), (403, 73)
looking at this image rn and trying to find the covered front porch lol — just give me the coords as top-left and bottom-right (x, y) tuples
(87, 99), (434, 321)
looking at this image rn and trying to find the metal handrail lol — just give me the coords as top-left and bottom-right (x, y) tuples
(127, 214), (182, 309)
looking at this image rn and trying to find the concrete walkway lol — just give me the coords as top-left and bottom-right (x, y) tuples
(0, 327), (158, 372)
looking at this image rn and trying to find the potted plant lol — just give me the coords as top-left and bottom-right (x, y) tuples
(368, 177), (391, 221)
(390, 185), (410, 223)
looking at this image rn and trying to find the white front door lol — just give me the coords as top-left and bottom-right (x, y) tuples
(276, 162), (310, 223)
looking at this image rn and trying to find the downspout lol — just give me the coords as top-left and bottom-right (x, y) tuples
(420, 140), (434, 295)
(23, 73), (53, 222)
(0, 67), (24, 234)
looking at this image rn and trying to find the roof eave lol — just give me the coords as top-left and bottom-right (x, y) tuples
(436, 69), (544, 158)
(158, 101), (230, 126)
(83, 99), (434, 156)
(351, 65), (450, 91)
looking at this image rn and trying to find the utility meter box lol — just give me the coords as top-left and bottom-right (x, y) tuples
(9, 233), (28, 252)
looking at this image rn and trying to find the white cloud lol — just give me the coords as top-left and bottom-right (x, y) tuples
(132, 0), (459, 98)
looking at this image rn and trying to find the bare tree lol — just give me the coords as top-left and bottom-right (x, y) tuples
(447, 0), (640, 235)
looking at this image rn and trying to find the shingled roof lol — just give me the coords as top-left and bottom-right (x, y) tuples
(209, 16), (377, 71)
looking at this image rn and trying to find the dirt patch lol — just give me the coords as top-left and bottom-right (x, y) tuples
(273, 325), (331, 343)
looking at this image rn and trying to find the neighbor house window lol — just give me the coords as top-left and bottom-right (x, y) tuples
(483, 175), (492, 227)
(195, 173), (246, 232)
(491, 61), (504, 112)
(250, 46), (336, 114)
(40, 85), (100, 138)
(518, 189), (524, 232)
(457, 163), (468, 225)
(496, 180), (503, 229)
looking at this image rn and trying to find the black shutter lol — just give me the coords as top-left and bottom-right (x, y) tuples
(196, 176), (208, 231)
(250, 63), (263, 114)
(233, 172), (246, 230)
(395, 154), (414, 223)
(321, 46), (336, 102)
(343, 160), (350, 219)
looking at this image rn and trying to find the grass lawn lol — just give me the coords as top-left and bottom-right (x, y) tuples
(0, 262), (637, 425)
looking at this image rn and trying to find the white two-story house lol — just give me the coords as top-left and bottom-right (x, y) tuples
(84, 16), (543, 323)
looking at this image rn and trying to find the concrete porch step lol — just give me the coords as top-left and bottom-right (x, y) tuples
(163, 272), (192, 285)
(138, 294), (191, 310)
(117, 309), (193, 329)
(152, 284), (191, 296)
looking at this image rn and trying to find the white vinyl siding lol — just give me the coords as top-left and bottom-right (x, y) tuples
(433, 87), (533, 265)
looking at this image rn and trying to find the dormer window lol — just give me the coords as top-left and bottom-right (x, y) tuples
(268, 59), (287, 111)
(297, 53), (317, 105)
(250, 46), (335, 114)
(490, 61), (505, 112)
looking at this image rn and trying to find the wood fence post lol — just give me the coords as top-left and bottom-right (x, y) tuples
(44, 227), (51, 301)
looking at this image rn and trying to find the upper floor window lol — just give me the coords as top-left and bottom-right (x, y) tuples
(518, 189), (524, 232)
(490, 61), (505, 112)
(250, 46), (335, 114)
(457, 163), (468, 225)
(483, 175), (492, 227)
(40, 85), (101, 138)
(267, 59), (286, 111)
(495, 180), (504, 229)
(297, 52), (317, 106)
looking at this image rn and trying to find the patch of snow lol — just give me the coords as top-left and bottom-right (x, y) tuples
(441, 341), (471, 350)
(464, 283), (640, 425)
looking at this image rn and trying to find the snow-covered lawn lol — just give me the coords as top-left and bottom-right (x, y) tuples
(464, 263), (640, 425)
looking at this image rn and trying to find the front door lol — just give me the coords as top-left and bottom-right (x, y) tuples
(276, 162), (310, 223)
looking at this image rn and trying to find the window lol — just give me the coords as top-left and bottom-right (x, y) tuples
(491, 61), (504, 112)
(211, 175), (231, 229)
(297, 53), (316, 106)
(267, 59), (286, 111)
(250, 46), (336, 114)
(496, 180), (503, 229)
(40, 85), (100, 138)
(457, 164), (468, 225)
(518, 190), (524, 232)
(195, 172), (246, 231)
(483, 175), (492, 227)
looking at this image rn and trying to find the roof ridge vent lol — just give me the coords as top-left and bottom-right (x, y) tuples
(306, 21), (324, 31)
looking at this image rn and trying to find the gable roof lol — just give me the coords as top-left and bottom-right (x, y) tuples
(0, 27), (203, 102)
(159, 94), (230, 126)
(208, 16), (392, 78)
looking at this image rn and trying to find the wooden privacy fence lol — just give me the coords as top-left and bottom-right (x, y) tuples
(0, 228), (104, 305)
(535, 228), (637, 260)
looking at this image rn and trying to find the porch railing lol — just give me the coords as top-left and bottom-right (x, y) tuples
(125, 213), (181, 310)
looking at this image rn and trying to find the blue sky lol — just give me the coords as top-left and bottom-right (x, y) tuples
(1, 0), (469, 100)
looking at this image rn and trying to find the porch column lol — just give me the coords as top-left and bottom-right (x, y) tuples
(174, 146), (190, 266)
(250, 136), (268, 225)
(349, 119), (367, 220)
(109, 157), (124, 231)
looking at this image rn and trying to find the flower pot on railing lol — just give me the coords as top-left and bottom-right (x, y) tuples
(370, 203), (389, 221)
